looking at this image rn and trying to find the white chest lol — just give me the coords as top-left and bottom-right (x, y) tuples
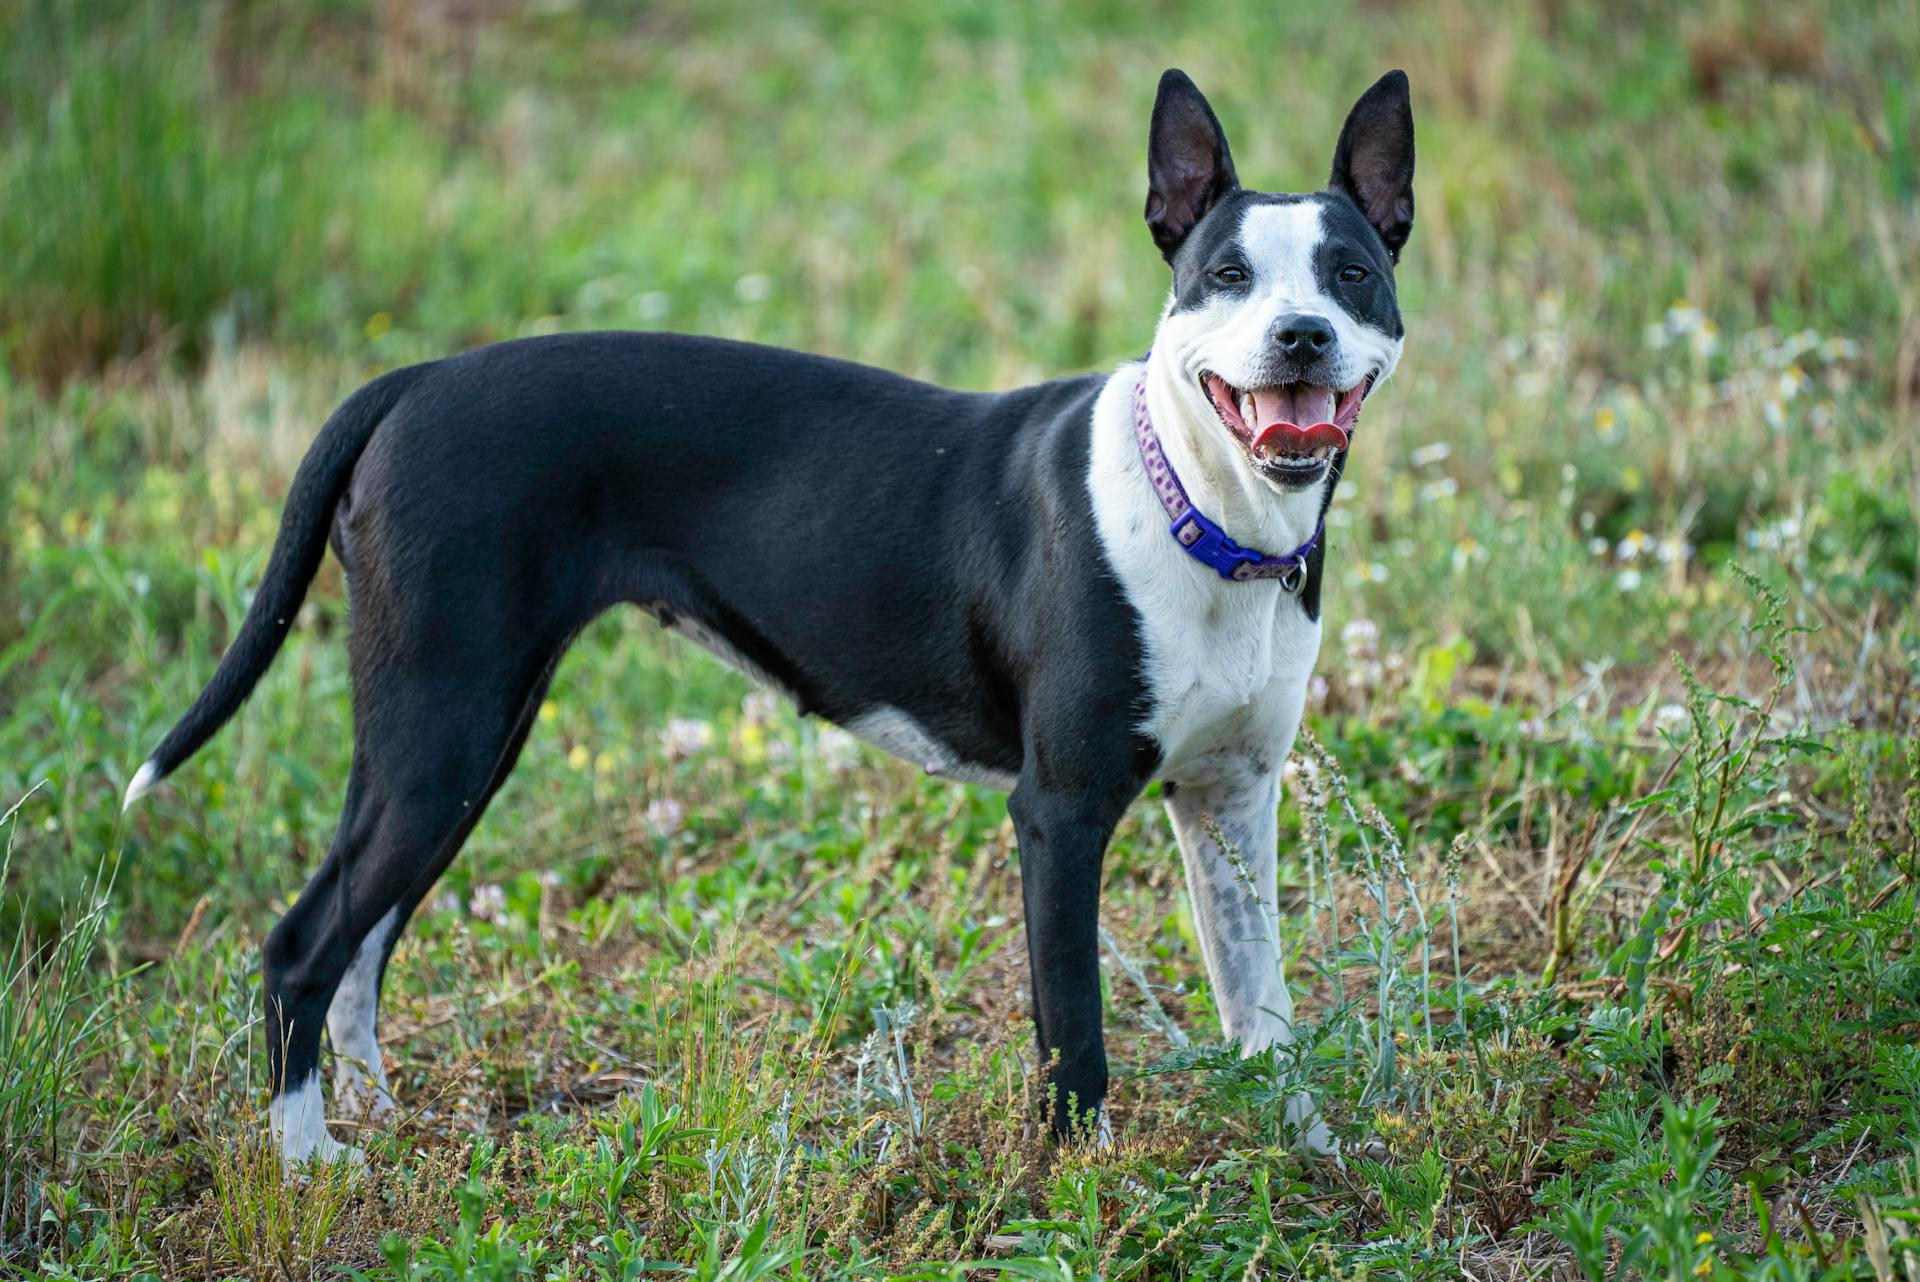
(1137, 584), (1321, 782)
(1087, 365), (1324, 784)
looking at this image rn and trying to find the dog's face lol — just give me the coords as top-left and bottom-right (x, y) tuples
(1145, 70), (1415, 496)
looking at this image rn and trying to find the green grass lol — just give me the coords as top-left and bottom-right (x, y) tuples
(2, 0), (1918, 1276)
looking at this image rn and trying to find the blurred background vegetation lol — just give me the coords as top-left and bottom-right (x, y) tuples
(0, 1), (1917, 1275)
(4, 0), (1915, 707)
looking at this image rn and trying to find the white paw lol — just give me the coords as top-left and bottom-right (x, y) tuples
(271, 1072), (365, 1173)
(333, 1075), (398, 1123)
(283, 1134), (366, 1174)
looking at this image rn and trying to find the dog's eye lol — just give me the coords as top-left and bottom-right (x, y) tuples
(1214, 265), (1248, 284)
(1339, 264), (1370, 283)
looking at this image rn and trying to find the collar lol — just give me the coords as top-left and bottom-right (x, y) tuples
(1132, 362), (1325, 590)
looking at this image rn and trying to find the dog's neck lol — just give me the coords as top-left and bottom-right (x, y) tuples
(1140, 352), (1332, 559)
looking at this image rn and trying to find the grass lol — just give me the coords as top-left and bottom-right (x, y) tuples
(2, 0), (1918, 1276)
(0, 786), (117, 1248)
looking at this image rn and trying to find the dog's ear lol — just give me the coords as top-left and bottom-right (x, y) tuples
(1145, 69), (1238, 262)
(1329, 70), (1415, 261)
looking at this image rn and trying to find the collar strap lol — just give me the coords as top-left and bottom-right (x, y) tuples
(1132, 363), (1324, 589)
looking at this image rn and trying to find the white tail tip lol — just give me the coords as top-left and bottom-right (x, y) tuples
(122, 761), (160, 812)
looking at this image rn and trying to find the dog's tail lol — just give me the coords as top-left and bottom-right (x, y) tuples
(123, 362), (430, 811)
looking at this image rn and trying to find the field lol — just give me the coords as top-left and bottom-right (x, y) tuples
(3, 0), (1919, 1277)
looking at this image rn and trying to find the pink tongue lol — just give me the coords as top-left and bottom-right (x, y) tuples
(1250, 385), (1347, 455)
(1252, 385), (1335, 427)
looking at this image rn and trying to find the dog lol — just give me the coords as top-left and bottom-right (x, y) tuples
(124, 68), (1413, 1165)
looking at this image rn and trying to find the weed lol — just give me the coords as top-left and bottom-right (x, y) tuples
(0, 786), (119, 1249)
(207, 1114), (357, 1279)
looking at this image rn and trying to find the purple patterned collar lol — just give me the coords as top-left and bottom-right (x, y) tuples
(1132, 363), (1324, 589)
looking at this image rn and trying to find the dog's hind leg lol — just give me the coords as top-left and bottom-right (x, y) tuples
(264, 647), (557, 1167)
(1165, 768), (1332, 1153)
(325, 901), (402, 1123)
(325, 661), (555, 1124)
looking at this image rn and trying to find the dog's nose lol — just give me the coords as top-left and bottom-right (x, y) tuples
(1272, 313), (1336, 356)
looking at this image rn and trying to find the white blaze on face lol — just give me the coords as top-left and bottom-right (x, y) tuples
(1241, 201), (1403, 390)
(1237, 200), (1331, 349)
(1170, 199), (1403, 402)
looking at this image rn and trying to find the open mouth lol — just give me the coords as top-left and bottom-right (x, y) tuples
(1200, 371), (1372, 487)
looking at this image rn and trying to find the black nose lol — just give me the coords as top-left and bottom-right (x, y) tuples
(1273, 312), (1336, 356)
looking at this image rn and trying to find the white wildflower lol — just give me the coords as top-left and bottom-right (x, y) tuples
(1664, 301), (1703, 337)
(734, 273), (773, 304)
(646, 796), (685, 834)
(633, 290), (671, 323)
(814, 726), (860, 772)
(663, 717), (712, 758)
(469, 884), (509, 926)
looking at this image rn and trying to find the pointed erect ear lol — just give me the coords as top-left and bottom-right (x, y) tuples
(1329, 70), (1416, 261)
(1145, 69), (1238, 262)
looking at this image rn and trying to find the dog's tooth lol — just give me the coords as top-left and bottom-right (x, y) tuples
(1240, 391), (1255, 426)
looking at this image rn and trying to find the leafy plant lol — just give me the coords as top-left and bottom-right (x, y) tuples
(0, 786), (119, 1244)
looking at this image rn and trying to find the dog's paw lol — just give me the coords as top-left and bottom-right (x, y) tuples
(332, 1057), (399, 1124)
(271, 1077), (370, 1176)
(333, 1080), (399, 1124)
(281, 1132), (366, 1177)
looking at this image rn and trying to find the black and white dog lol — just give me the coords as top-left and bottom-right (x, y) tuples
(125, 69), (1413, 1164)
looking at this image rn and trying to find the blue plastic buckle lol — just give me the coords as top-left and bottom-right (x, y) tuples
(1171, 508), (1265, 582)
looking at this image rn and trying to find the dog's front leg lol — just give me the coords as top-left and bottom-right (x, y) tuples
(1009, 781), (1125, 1140)
(1166, 768), (1332, 1153)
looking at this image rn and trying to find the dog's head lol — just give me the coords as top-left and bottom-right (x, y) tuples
(1145, 69), (1413, 498)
